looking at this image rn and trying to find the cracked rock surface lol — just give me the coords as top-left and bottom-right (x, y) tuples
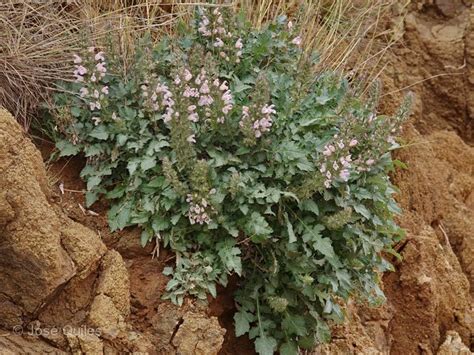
(0, 108), (226, 354)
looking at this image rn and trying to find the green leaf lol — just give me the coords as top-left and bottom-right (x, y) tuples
(140, 229), (151, 247)
(282, 314), (307, 336)
(280, 342), (298, 355)
(314, 236), (335, 260)
(353, 203), (371, 219)
(233, 76), (252, 93)
(87, 176), (102, 190)
(239, 205), (249, 215)
(285, 213), (296, 243)
(298, 335), (316, 350)
(218, 242), (242, 276)
(56, 140), (80, 157)
(89, 126), (109, 140)
(70, 106), (81, 117)
(171, 214), (181, 225)
(152, 215), (170, 232)
(300, 200), (319, 215)
(141, 156), (156, 171)
(208, 283), (217, 298)
(234, 311), (251, 337)
(127, 159), (140, 175)
(246, 212), (273, 238)
(106, 185), (126, 199)
(85, 191), (99, 207)
(255, 336), (277, 355)
(112, 203), (131, 231)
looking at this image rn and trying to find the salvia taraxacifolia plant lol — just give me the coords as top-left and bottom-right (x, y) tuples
(49, 6), (411, 355)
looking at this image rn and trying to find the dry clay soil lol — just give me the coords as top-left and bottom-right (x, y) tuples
(0, 1), (473, 354)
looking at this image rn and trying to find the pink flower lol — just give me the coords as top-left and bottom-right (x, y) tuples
(320, 163), (326, 173)
(219, 81), (228, 91)
(96, 62), (106, 73)
(73, 54), (82, 64)
(183, 86), (199, 98)
(349, 139), (358, 147)
(101, 86), (109, 95)
(339, 169), (350, 181)
(188, 113), (199, 122)
(288, 21), (293, 30)
(213, 79), (220, 87)
(95, 51), (105, 61)
(198, 95), (214, 106)
(92, 116), (101, 125)
(235, 38), (243, 49)
(93, 89), (100, 99)
(75, 65), (87, 75)
(187, 105), (196, 112)
(340, 157), (351, 167)
(174, 75), (181, 85)
(222, 105), (233, 114)
(187, 134), (196, 143)
(324, 180), (331, 188)
(79, 87), (89, 97)
(261, 104), (276, 115)
(163, 108), (174, 122)
(292, 36), (302, 46)
(89, 101), (100, 111)
(201, 16), (210, 26)
(213, 38), (224, 48)
(90, 73), (97, 82)
(200, 81), (210, 94)
(366, 159), (375, 166)
(222, 90), (232, 104)
(87, 46), (95, 53)
(322, 146), (332, 156)
(183, 69), (193, 82)
(337, 141), (345, 149)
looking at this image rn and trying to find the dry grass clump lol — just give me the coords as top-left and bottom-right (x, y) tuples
(1, 1), (81, 129)
(1, 0), (399, 130)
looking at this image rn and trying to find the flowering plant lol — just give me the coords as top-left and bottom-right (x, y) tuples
(49, 6), (410, 355)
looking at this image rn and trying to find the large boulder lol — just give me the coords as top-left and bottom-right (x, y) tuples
(0, 108), (107, 328)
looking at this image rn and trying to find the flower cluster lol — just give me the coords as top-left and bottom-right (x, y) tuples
(197, 7), (243, 63)
(165, 67), (234, 128)
(72, 47), (109, 125)
(239, 103), (276, 143)
(186, 192), (215, 225)
(320, 136), (357, 188)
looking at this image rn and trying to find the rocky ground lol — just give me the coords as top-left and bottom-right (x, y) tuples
(0, 1), (472, 354)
